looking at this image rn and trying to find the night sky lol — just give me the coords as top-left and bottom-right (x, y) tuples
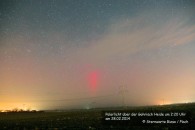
(0, 0), (195, 110)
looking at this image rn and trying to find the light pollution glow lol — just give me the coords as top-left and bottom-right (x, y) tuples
(0, 0), (195, 110)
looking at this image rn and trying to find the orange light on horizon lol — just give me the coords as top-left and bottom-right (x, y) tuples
(0, 102), (39, 111)
(156, 99), (172, 106)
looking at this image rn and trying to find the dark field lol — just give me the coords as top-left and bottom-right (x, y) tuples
(0, 103), (195, 130)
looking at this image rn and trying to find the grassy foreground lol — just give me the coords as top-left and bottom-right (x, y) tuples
(0, 103), (195, 130)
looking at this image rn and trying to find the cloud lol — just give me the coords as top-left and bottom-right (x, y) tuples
(1, 11), (195, 108)
(69, 13), (195, 65)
